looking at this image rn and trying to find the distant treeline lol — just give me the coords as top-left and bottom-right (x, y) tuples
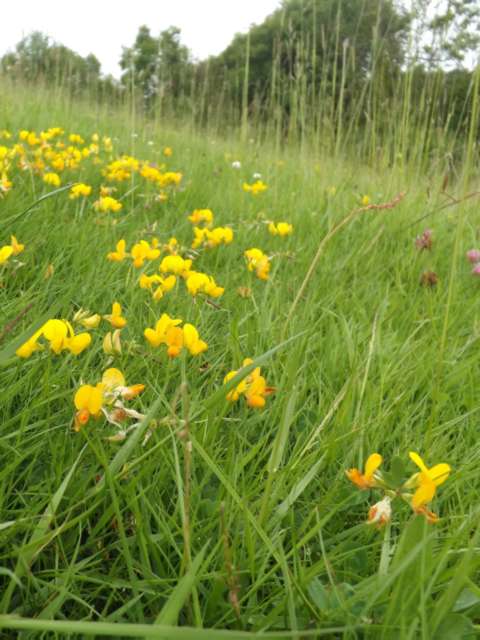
(2, 0), (480, 158)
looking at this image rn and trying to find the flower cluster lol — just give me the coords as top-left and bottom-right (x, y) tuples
(94, 195), (123, 213)
(245, 248), (270, 280)
(268, 222), (293, 237)
(347, 451), (451, 526)
(192, 226), (234, 249)
(144, 314), (207, 357)
(185, 271), (224, 297)
(188, 208), (214, 226)
(16, 319), (91, 358)
(139, 273), (177, 301)
(0, 129), (182, 215)
(224, 358), (275, 408)
(70, 183), (92, 199)
(74, 367), (145, 436)
(243, 180), (268, 195)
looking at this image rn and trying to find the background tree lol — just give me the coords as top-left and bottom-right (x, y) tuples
(409, 0), (480, 69)
(0, 32), (106, 97)
(120, 25), (159, 103)
(120, 25), (192, 110)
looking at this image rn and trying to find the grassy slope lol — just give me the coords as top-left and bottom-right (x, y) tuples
(0, 87), (479, 638)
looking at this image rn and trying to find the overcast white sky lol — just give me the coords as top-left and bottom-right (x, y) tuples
(1, 0), (282, 78)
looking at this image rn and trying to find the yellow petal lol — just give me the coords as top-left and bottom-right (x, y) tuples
(102, 367), (125, 391)
(365, 453), (382, 478)
(144, 327), (162, 347)
(67, 332), (92, 355)
(0, 245), (13, 264)
(409, 451), (428, 473)
(75, 385), (94, 411)
(429, 463), (451, 486)
(412, 481), (436, 509)
(42, 319), (68, 341)
(103, 332), (113, 354)
(183, 323), (199, 348)
(112, 329), (122, 354)
(87, 384), (104, 415)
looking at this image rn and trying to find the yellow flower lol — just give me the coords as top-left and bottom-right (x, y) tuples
(268, 222), (293, 237)
(130, 240), (160, 268)
(107, 239), (128, 262)
(74, 367), (145, 431)
(408, 452), (451, 511)
(0, 245), (13, 265)
(144, 313), (183, 349)
(244, 372), (271, 408)
(74, 383), (104, 431)
(69, 133), (84, 145)
(185, 271), (224, 298)
(104, 302), (127, 328)
(192, 226), (233, 249)
(163, 146), (173, 157)
(139, 273), (176, 300)
(159, 255), (192, 277)
(94, 196), (123, 213)
(42, 319), (69, 354)
(191, 227), (208, 249)
(224, 370), (248, 402)
(10, 236), (25, 256)
(70, 183), (92, 199)
(43, 172), (61, 187)
(224, 358), (274, 408)
(42, 319), (92, 355)
(346, 453), (383, 489)
(188, 209), (214, 226)
(157, 171), (182, 187)
(144, 315), (206, 358)
(243, 180), (268, 195)
(245, 248), (270, 280)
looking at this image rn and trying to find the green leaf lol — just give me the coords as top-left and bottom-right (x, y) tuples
(154, 543), (209, 626)
(389, 456), (406, 487)
(433, 614), (474, 640)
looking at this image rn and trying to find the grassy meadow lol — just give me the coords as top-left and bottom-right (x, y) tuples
(1, 83), (480, 639)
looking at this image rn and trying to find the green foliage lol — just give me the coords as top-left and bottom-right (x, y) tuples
(211, 0), (409, 101)
(412, 0), (480, 68)
(120, 25), (193, 108)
